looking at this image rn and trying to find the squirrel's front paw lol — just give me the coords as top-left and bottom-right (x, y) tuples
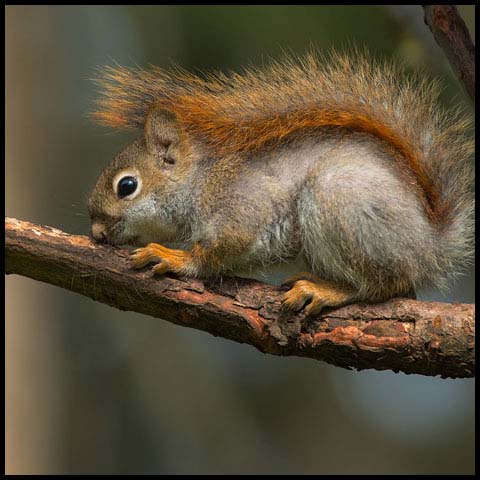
(130, 243), (191, 275)
(282, 277), (353, 316)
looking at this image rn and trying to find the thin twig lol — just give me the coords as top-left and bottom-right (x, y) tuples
(422, 5), (475, 101)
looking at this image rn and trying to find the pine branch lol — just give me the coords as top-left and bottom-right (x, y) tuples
(5, 217), (475, 379)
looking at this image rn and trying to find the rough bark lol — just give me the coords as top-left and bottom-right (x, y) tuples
(5, 217), (475, 379)
(422, 5), (475, 101)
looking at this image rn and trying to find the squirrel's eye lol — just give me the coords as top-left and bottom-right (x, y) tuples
(117, 176), (138, 198)
(112, 170), (142, 200)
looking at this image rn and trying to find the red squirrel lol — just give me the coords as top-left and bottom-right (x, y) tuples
(88, 50), (474, 315)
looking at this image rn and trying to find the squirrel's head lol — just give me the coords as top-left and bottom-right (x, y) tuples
(88, 108), (196, 246)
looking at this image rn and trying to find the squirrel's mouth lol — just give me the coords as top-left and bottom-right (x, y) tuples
(90, 222), (109, 244)
(90, 218), (139, 247)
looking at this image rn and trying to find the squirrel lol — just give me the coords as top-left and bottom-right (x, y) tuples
(88, 50), (474, 315)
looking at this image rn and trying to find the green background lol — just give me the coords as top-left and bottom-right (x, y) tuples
(6, 5), (475, 475)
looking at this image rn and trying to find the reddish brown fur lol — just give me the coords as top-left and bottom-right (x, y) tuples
(92, 51), (472, 226)
(170, 98), (441, 221)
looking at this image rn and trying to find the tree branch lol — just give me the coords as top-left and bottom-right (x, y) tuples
(422, 5), (475, 101)
(5, 217), (475, 379)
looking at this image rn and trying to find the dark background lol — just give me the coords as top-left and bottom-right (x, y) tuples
(6, 5), (475, 474)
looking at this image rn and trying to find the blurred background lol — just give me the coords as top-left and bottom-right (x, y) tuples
(5, 5), (475, 475)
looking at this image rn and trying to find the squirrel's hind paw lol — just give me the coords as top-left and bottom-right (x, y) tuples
(282, 278), (354, 316)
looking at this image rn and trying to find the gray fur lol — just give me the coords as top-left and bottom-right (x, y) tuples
(186, 131), (473, 299)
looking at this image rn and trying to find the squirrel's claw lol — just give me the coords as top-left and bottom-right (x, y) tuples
(282, 278), (353, 316)
(152, 261), (172, 275)
(130, 243), (192, 275)
(130, 245), (161, 269)
(282, 282), (312, 312)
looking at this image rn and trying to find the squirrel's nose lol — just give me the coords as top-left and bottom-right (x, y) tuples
(90, 222), (108, 244)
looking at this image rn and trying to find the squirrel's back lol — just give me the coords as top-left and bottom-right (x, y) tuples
(93, 49), (474, 287)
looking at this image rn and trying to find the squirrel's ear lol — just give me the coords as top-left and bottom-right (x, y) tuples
(144, 108), (183, 156)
